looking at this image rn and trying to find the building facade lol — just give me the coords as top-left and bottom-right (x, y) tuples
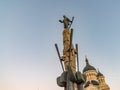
(83, 58), (110, 90)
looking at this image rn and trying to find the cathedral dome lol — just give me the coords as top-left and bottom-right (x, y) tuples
(83, 57), (96, 73)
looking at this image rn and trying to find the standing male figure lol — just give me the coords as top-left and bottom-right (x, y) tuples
(59, 15), (72, 29)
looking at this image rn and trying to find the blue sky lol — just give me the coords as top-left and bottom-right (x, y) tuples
(0, 0), (120, 90)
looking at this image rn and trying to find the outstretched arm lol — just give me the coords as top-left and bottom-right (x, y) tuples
(59, 20), (63, 23)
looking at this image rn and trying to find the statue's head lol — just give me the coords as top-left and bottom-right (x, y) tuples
(63, 15), (66, 18)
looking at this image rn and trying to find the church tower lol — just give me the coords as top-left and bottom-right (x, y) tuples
(83, 57), (99, 90)
(97, 70), (110, 90)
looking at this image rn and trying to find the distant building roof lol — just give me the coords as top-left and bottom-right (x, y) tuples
(83, 57), (96, 73)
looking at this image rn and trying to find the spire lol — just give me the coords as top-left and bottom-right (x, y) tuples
(85, 55), (89, 65)
(97, 68), (100, 73)
(97, 69), (103, 76)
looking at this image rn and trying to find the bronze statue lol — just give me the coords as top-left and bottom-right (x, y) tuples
(59, 15), (74, 29)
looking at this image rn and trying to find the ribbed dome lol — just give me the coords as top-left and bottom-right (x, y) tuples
(83, 57), (96, 73)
